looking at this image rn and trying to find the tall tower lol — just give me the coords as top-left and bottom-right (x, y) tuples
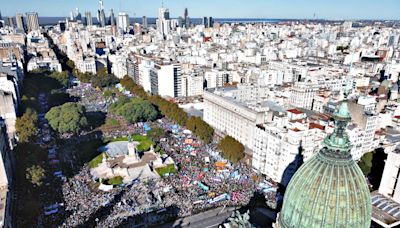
(85, 11), (93, 26)
(142, 16), (148, 29)
(7, 17), (14, 28)
(117, 12), (129, 33)
(184, 8), (189, 28)
(16, 13), (25, 31)
(109, 9), (115, 26)
(75, 8), (82, 21)
(277, 68), (371, 227)
(99, 0), (106, 27)
(26, 12), (40, 32)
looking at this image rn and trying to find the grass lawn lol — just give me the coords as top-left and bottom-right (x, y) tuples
(106, 134), (155, 152)
(76, 138), (104, 166)
(106, 118), (119, 126)
(155, 164), (177, 177)
(106, 176), (123, 185)
(89, 152), (108, 168)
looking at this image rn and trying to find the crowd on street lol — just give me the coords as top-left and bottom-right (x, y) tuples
(60, 117), (261, 227)
(67, 83), (111, 113)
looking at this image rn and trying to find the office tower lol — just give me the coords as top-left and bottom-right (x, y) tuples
(98, 0), (106, 27)
(70, 11), (74, 21)
(158, 8), (169, 20)
(85, 11), (93, 26)
(75, 8), (82, 21)
(117, 12), (129, 33)
(7, 17), (14, 28)
(0, 11), (2, 20)
(97, 10), (100, 24)
(16, 13), (25, 30)
(176, 16), (182, 27)
(208, 17), (214, 27)
(184, 8), (189, 28)
(26, 12), (40, 32)
(58, 21), (66, 32)
(157, 7), (171, 37)
(142, 16), (148, 29)
(109, 9), (115, 26)
(203, 17), (208, 28)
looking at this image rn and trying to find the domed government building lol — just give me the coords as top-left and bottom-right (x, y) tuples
(276, 101), (372, 228)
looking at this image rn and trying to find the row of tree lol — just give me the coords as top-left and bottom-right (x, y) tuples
(109, 97), (159, 124)
(217, 136), (245, 163)
(120, 76), (214, 143)
(15, 108), (38, 143)
(75, 68), (119, 88)
(186, 116), (214, 144)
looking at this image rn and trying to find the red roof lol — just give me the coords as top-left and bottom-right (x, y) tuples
(292, 128), (302, 132)
(287, 109), (303, 115)
(309, 123), (325, 130)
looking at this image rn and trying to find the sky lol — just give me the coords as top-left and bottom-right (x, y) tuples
(0, 0), (399, 20)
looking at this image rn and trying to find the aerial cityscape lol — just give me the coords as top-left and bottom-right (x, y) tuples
(0, 0), (399, 227)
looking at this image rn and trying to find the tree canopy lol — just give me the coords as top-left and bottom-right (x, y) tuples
(110, 97), (158, 123)
(16, 108), (38, 143)
(76, 68), (119, 88)
(218, 136), (245, 163)
(50, 71), (69, 87)
(45, 102), (88, 134)
(120, 76), (215, 143)
(26, 165), (45, 187)
(186, 116), (214, 144)
(358, 152), (373, 176)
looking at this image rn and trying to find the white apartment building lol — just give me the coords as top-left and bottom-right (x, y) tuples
(150, 63), (182, 98)
(27, 57), (62, 72)
(181, 74), (204, 97)
(204, 70), (233, 88)
(252, 110), (326, 183)
(379, 148), (400, 202)
(289, 81), (319, 110)
(117, 12), (129, 33)
(78, 57), (96, 74)
(0, 91), (16, 143)
(203, 88), (267, 148)
(348, 100), (379, 157)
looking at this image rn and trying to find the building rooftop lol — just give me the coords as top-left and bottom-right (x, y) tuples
(371, 191), (400, 228)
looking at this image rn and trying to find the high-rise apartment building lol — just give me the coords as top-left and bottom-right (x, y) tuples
(184, 8), (189, 28)
(15, 13), (25, 30)
(85, 11), (93, 26)
(208, 17), (214, 27)
(203, 17), (208, 28)
(26, 12), (40, 32)
(118, 12), (129, 33)
(109, 9), (115, 26)
(6, 17), (14, 28)
(142, 16), (148, 29)
(150, 63), (182, 98)
(98, 0), (106, 27)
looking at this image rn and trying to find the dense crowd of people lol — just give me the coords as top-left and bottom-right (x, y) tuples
(60, 117), (260, 227)
(67, 83), (110, 113)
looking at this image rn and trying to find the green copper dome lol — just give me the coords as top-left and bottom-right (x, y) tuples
(278, 102), (371, 228)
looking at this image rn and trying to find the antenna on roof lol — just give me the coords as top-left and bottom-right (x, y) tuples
(162, 0), (165, 8)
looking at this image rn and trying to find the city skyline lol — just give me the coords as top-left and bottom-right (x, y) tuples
(0, 0), (399, 20)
